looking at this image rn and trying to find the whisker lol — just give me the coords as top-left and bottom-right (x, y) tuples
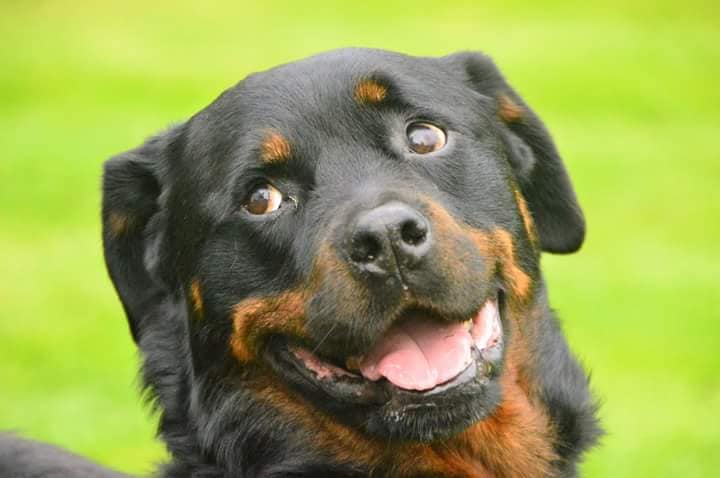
(311, 322), (338, 355)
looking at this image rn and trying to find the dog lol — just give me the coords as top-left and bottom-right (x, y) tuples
(2, 48), (601, 477)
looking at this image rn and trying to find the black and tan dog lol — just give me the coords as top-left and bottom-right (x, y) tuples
(2, 48), (601, 477)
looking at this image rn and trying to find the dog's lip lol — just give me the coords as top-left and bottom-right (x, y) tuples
(265, 292), (504, 405)
(268, 338), (390, 404)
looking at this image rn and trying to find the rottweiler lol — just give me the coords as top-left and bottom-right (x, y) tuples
(2, 48), (601, 477)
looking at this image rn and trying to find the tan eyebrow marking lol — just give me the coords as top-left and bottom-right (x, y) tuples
(498, 93), (525, 123)
(261, 132), (292, 164)
(354, 79), (387, 104)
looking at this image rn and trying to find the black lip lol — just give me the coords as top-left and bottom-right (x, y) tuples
(267, 339), (390, 405)
(262, 294), (505, 408)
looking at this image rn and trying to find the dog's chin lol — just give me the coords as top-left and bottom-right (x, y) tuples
(262, 293), (507, 442)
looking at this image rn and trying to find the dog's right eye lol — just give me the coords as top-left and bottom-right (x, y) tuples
(406, 122), (447, 154)
(243, 184), (284, 215)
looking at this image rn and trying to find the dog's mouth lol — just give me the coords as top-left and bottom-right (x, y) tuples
(265, 292), (505, 407)
(355, 296), (502, 391)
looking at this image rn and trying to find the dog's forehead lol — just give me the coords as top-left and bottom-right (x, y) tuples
(204, 48), (473, 133)
(246, 48), (457, 97)
(179, 48), (497, 204)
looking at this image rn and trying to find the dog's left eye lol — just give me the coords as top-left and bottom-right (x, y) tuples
(243, 184), (284, 215)
(406, 122), (446, 154)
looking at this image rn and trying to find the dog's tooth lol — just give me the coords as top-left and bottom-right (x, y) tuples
(493, 304), (502, 334)
(464, 319), (473, 332)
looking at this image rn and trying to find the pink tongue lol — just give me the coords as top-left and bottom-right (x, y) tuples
(359, 316), (472, 391)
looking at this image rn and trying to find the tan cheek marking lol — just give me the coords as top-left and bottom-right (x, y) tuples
(315, 244), (371, 309)
(189, 279), (204, 318)
(229, 245), (344, 364)
(310, 242), (350, 287)
(108, 212), (132, 237)
(425, 201), (464, 237)
(425, 200), (531, 300)
(425, 201), (495, 288)
(464, 227), (531, 301)
(354, 79), (387, 104)
(230, 291), (308, 362)
(261, 132), (291, 164)
(490, 229), (531, 300)
(497, 94), (524, 123)
(513, 189), (538, 245)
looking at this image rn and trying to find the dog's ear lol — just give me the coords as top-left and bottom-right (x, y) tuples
(445, 52), (585, 253)
(102, 128), (178, 343)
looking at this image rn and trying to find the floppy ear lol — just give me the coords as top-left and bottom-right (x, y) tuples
(102, 129), (177, 342)
(446, 52), (585, 253)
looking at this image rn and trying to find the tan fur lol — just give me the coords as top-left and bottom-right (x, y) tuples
(497, 94), (524, 123)
(514, 188), (538, 246)
(454, 313), (556, 477)
(489, 229), (532, 300)
(107, 212), (132, 237)
(230, 291), (308, 362)
(425, 199), (532, 301)
(354, 79), (387, 104)
(261, 132), (291, 164)
(190, 279), (204, 318)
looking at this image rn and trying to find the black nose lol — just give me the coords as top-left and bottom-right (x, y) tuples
(347, 201), (432, 277)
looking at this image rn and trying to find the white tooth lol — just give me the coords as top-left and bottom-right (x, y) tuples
(474, 300), (498, 350)
(465, 319), (473, 331)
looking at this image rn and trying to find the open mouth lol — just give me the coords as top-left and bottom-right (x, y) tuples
(266, 292), (504, 406)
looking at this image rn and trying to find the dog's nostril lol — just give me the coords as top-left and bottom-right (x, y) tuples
(400, 218), (427, 246)
(346, 201), (432, 277)
(350, 232), (382, 263)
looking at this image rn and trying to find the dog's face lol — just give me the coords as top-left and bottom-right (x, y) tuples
(102, 49), (585, 472)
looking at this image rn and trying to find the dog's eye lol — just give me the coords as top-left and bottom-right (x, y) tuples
(244, 184), (284, 215)
(406, 122), (446, 154)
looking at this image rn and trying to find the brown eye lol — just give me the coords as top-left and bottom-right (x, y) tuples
(406, 122), (446, 154)
(244, 184), (284, 215)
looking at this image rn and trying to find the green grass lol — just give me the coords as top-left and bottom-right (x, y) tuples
(1, 1), (718, 476)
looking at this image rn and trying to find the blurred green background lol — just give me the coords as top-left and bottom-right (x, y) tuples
(1, 1), (718, 476)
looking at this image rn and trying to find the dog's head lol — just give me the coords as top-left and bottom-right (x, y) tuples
(102, 49), (584, 472)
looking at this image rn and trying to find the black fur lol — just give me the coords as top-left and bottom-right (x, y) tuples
(0, 433), (130, 478)
(3, 49), (600, 477)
